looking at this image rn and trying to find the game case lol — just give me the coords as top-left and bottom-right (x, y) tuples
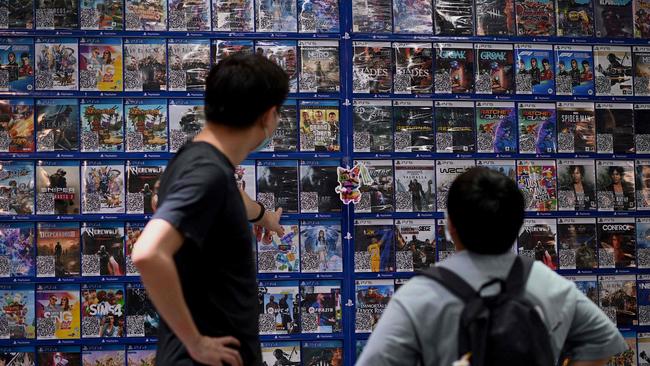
(594, 45), (633, 96)
(557, 218), (597, 270)
(556, 102), (596, 154)
(126, 283), (159, 337)
(261, 341), (301, 366)
(124, 99), (168, 152)
(353, 100), (392, 153)
(255, 221), (299, 273)
(595, 0), (633, 37)
(0, 99), (34, 152)
(640, 333), (650, 365)
(355, 279), (393, 333)
(82, 345), (125, 365)
(125, 0), (166, 30)
(127, 344), (156, 366)
(0, 223), (35, 277)
(395, 219), (435, 272)
(610, 332), (637, 366)
(303, 340), (343, 365)
(517, 159), (557, 211)
(212, 0), (253, 31)
(436, 160), (474, 212)
(434, 0), (474, 35)
(124, 39), (167, 92)
(352, 0), (392, 33)
(354, 219), (394, 273)
(597, 160), (636, 211)
(355, 160), (394, 213)
(257, 160), (299, 213)
(298, 0), (340, 33)
(1, 0), (34, 29)
(0, 284), (35, 339)
(433, 43), (474, 94)
(80, 222), (125, 277)
(256, 0), (297, 32)
(352, 41), (392, 94)
(126, 160), (165, 214)
(35, 38), (78, 91)
(80, 0), (123, 30)
(300, 160), (340, 213)
(393, 43), (433, 94)
(300, 280), (342, 333)
(598, 217), (636, 268)
(476, 159), (517, 181)
(212, 39), (254, 65)
(635, 47), (650, 96)
(557, 159), (597, 211)
(168, 39), (210, 92)
(639, 160), (650, 210)
(168, 0), (210, 31)
(0, 347), (35, 365)
(555, 45), (594, 96)
(394, 159), (435, 212)
(80, 284), (125, 337)
(475, 43), (514, 95)
(596, 103), (635, 154)
(518, 218), (558, 270)
(36, 222), (80, 278)
(637, 218), (650, 268)
(476, 0), (515, 35)
(35, 0), (78, 29)
(599, 275), (637, 327)
(259, 99), (297, 153)
(566, 275), (598, 302)
(0, 38), (34, 93)
(36, 284), (80, 339)
(299, 100), (339, 152)
(393, 0), (433, 33)
(80, 99), (124, 152)
(38, 346), (81, 366)
(125, 221), (144, 276)
(515, 44), (555, 95)
(637, 105), (650, 154)
(300, 220), (342, 273)
(168, 99), (205, 153)
(393, 100), (434, 152)
(437, 218), (455, 260)
(356, 340), (368, 361)
(517, 102), (557, 155)
(258, 280), (300, 335)
(81, 160), (125, 214)
(0, 160), (34, 216)
(255, 40), (298, 93)
(515, 0), (555, 35)
(298, 40), (340, 93)
(236, 160), (256, 200)
(35, 99), (79, 152)
(36, 160), (80, 215)
(556, 0), (594, 36)
(434, 101), (475, 154)
(475, 101), (517, 154)
(635, 0), (650, 37)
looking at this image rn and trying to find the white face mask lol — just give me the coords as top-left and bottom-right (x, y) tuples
(443, 210), (453, 243)
(252, 126), (271, 153)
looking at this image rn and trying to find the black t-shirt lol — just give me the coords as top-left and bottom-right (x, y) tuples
(152, 142), (260, 365)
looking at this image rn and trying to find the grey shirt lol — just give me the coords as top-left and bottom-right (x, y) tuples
(357, 251), (627, 366)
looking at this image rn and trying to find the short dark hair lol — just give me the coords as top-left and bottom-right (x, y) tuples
(608, 166), (625, 176)
(569, 165), (585, 176)
(447, 167), (524, 255)
(205, 53), (289, 129)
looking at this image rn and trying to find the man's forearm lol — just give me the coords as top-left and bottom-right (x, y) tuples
(239, 187), (262, 221)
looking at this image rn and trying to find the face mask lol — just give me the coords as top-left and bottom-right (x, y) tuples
(443, 210), (453, 243)
(253, 126), (272, 153)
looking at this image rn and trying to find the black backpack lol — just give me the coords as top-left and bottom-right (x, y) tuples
(418, 256), (555, 366)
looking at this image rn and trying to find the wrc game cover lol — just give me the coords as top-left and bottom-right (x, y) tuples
(436, 160), (474, 212)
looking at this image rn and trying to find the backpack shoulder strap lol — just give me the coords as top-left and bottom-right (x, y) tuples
(418, 266), (477, 303)
(504, 256), (535, 296)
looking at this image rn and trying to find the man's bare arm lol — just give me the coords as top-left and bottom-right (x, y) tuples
(239, 187), (284, 235)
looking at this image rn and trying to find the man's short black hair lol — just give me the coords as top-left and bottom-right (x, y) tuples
(447, 167), (525, 255)
(205, 53), (289, 129)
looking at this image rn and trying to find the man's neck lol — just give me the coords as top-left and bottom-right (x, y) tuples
(194, 123), (252, 167)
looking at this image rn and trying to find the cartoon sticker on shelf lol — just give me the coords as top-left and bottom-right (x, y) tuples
(335, 163), (372, 205)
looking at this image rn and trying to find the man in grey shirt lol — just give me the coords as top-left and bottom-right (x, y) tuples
(357, 167), (627, 366)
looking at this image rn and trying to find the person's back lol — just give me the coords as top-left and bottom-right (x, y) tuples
(357, 168), (627, 366)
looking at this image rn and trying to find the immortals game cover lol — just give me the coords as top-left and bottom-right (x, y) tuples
(393, 0), (433, 33)
(256, 0), (297, 32)
(556, 0), (594, 36)
(168, 0), (210, 31)
(636, 104), (650, 154)
(35, 0), (78, 29)
(595, 0), (633, 38)
(80, 284), (125, 337)
(0, 38), (34, 93)
(555, 45), (594, 96)
(36, 222), (80, 278)
(475, 43), (514, 95)
(212, 39), (253, 65)
(595, 102), (634, 154)
(212, 0), (253, 32)
(124, 38), (167, 92)
(82, 345), (125, 366)
(518, 218), (558, 270)
(394, 159), (435, 212)
(436, 160), (474, 212)
(637, 160), (650, 210)
(36, 99), (79, 152)
(557, 159), (597, 211)
(475, 101), (517, 154)
(168, 39), (210, 92)
(476, 0), (515, 35)
(594, 45), (633, 96)
(434, 43), (474, 94)
(596, 160), (636, 211)
(395, 219), (435, 271)
(81, 160), (125, 214)
(434, 0), (474, 35)
(80, 222), (125, 277)
(515, 0), (555, 35)
(352, 0), (392, 33)
(515, 44), (555, 95)
(298, 0), (340, 33)
(36, 284), (81, 339)
(261, 341), (301, 366)
(127, 344), (156, 366)
(556, 102), (596, 154)
(257, 160), (299, 214)
(255, 40), (298, 93)
(434, 101), (475, 154)
(634, 46), (650, 97)
(258, 281), (300, 335)
(0, 99), (33, 153)
(393, 100), (434, 152)
(255, 222), (300, 273)
(124, 0), (166, 31)
(0, 284), (35, 339)
(355, 279), (393, 332)
(302, 341), (343, 366)
(355, 160), (394, 213)
(125, 99), (168, 152)
(80, 99), (124, 152)
(80, 0), (123, 30)
(126, 161), (165, 215)
(298, 40), (340, 93)
(78, 37), (123, 92)
(35, 38), (78, 91)
(126, 283), (159, 337)
(598, 275), (637, 327)
(260, 99), (297, 152)
(37, 346), (81, 366)
(300, 220), (342, 273)
(517, 159), (557, 211)
(352, 41), (392, 94)
(299, 280), (342, 333)
(517, 102), (557, 155)
(0, 160), (34, 216)
(393, 43), (433, 94)
(125, 221), (144, 276)
(168, 99), (205, 153)
(300, 160), (341, 213)
(354, 219), (394, 273)
(353, 100), (392, 153)
(299, 100), (339, 152)
(36, 160), (80, 215)
(0, 0), (34, 29)
(635, 0), (650, 37)
(557, 217), (597, 270)
(0, 222), (35, 277)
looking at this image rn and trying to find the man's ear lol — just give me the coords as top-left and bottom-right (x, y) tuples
(260, 105), (278, 129)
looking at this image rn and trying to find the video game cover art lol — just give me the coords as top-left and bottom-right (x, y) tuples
(0, 347), (35, 365)
(0, 284), (35, 339)
(236, 160), (256, 200)
(598, 275), (637, 327)
(212, 0), (254, 32)
(168, 0), (210, 31)
(518, 102), (557, 155)
(557, 159), (597, 211)
(434, 101), (475, 154)
(125, 221), (144, 276)
(298, 40), (340, 93)
(302, 341), (343, 366)
(515, 0), (555, 35)
(556, 102), (596, 154)
(125, 99), (167, 152)
(395, 219), (435, 272)
(355, 279), (393, 333)
(636, 104), (650, 154)
(256, 0), (297, 32)
(35, 99), (79, 152)
(437, 218), (456, 260)
(0, 38), (34, 93)
(353, 100), (392, 153)
(36, 160), (80, 215)
(35, 0), (78, 29)
(637, 160), (650, 210)
(595, 0), (633, 38)
(35, 38), (78, 91)
(36, 284), (81, 339)
(298, 0), (339, 33)
(434, 0), (474, 35)
(557, 218), (597, 270)
(80, 99), (124, 152)
(557, 0), (594, 36)
(354, 219), (394, 273)
(255, 222), (300, 273)
(0, 223), (34, 277)
(436, 160), (474, 212)
(515, 44), (555, 95)
(355, 160), (394, 213)
(518, 218), (558, 270)
(168, 99), (205, 153)
(0, 160), (34, 216)
(475, 101), (517, 154)
(476, 0), (515, 35)
(393, 100), (433, 153)
(596, 160), (636, 211)
(0, 99), (33, 153)
(124, 0), (166, 31)
(258, 281), (300, 335)
(476, 159), (517, 181)
(352, 0), (392, 33)
(299, 100), (339, 152)
(395, 159), (435, 213)
(124, 39), (167, 92)
(80, 284), (124, 338)
(212, 39), (253, 65)
(82, 345), (125, 366)
(126, 283), (159, 338)
(566, 275), (598, 303)
(80, 0), (123, 30)
(393, 0), (433, 33)
(434, 43), (474, 94)
(517, 159), (557, 212)
(36, 222), (80, 278)
(634, 46), (650, 96)
(637, 218), (650, 268)
(81, 160), (125, 214)
(639, 332), (650, 364)
(300, 280), (342, 333)
(611, 331), (637, 365)
(37, 346), (81, 366)
(393, 43), (433, 94)
(300, 160), (340, 213)
(352, 41), (392, 94)
(80, 222), (125, 277)
(261, 341), (300, 366)
(126, 160), (165, 215)
(168, 39), (210, 92)
(259, 99), (296, 152)
(594, 45), (633, 96)
(1, 0), (34, 29)
(555, 45), (594, 96)
(300, 220), (342, 273)
(255, 40), (297, 93)
(635, 0), (650, 37)
(257, 160), (299, 214)
(475, 43), (514, 95)
(127, 344), (156, 366)
(595, 102), (634, 154)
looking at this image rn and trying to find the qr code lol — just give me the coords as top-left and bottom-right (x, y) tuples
(353, 72), (369, 93)
(558, 190), (576, 210)
(37, 317), (56, 339)
(556, 75), (573, 95)
(127, 130), (144, 152)
(521, 189), (535, 210)
(639, 248), (650, 268)
(82, 316), (100, 337)
(355, 312), (374, 332)
(302, 252), (320, 272)
(599, 250), (614, 268)
(475, 73), (492, 93)
(635, 77), (649, 96)
(300, 133), (315, 151)
(438, 250), (454, 261)
(82, 254), (100, 276)
(81, 130), (100, 152)
(168, 10), (186, 30)
(636, 134), (650, 154)
(80, 70), (97, 90)
(436, 133), (453, 153)
(127, 315), (145, 337)
(434, 71), (452, 93)
(36, 72), (54, 90)
(395, 192), (412, 211)
(558, 132), (575, 153)
(396, 250), (414, 272)
(394, 73), (411, 93)
(36, 8), (55, 28)
(301, 313), (319, 333)
(125, 12), (142, 30)
(394, 131), (411, 152)
(436, 190), (448, 211)
(39, 132), (55, 151)
(519, 249), (536, 259)
(259, 14), (273, 31)
(170, 129), (188, 153)
(301, 15), (316, 32)
(516, 74), (532, 93)
(80, 8), (98, 28)
(37, 256), (55, 277)
(354, 252), (372, 271)
(0, 69), (8, 90)
(299, 72), (317, 92)
(0, 256), (9, 277)
(640, 305), (650, 326)
(520, 133), (536, 153)
(127, 193), (144, 213)
(353, 132), (370, 152)
(301, 192), (318, 213)
(169, 70), (186, 90)
(597, 191), (614, 210)
(37, 193), (55, 214)
(356, 193), (371, 212)
(559, 250), (576, 269)
(257, 193), (275, 211)
(84, 193), (102, 213)
(602, 307), (617, 324)
(0, 196), (9, 212)
(257, 251), (277, 273)
(597, 134), (613, 153)
(0, 7), (7, 29)
(126, 256), (139, 276)
(259, 313), (276, 334)
(477, 132), (494, 153)
(0, 315), (7, 338)
(596, 76), (611, 95)
(125, 70), (142, 91)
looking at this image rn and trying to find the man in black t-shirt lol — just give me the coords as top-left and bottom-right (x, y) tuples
(133, 54), (289, 366)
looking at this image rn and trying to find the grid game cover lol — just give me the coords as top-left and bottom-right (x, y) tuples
(36, 284), (80, 339)
(124, 39), (167, 92)
(517, 102), (557, 155)
(80, 284), (125, 337)
(517, 159), (557, 211)
(78, 37), (123, 92)
(80, 0), (123, 30)
(299, 280), (342, 333)
(393, 42), (433, 94)
(433, 43), (474, 94)
(555, 45), (594, 96)
(300, 160), (340, 213)
(298, 40), (340, 93)
(0, 160), (34, 216)
(355, 279), (393, 332)
(0, 284), (35, 339)
(594, 45), (633, 96)
(258, 280), (300, 335)
(434, 101), (475, 154)
(36, 160), (80, 215)
(518, 218), (558, 270)
(393, 100), (434, 152)
(354, 219), (394, 273)
(35, 99), (79, 152)
(557, 217), (597, 270)
(355, 160), (394, 213)
(300, 220), (342, 273)
(168, 99), (205, 153)
(256, 160), (299, 214)
(0, 38), (34, 93)
(35, 38), (78, 91)
(126, 160), (166, 215)
(394, 159), (435, 212)
(124, 0), (166, 31)
(557, 159), (597, 211)
(168, 39), (210, 92)
(255, 40), (297, 93)
(81, 160), (125, 214)
(395, 219), (435, 271)
(80, 98), (124, 152)
(475, 101), (517, 154)
(352, 41), (392, 94)
(36, 222), (80, 278)
(595, 102), (634, 154)
(515, 44), (555, 95)
(80, 222), (125, 277)
(475, 43), (514, 95)
(556, 102), (596, 154)
(596, 160), (636, 211)
(556, 0), (594, 36)
(212, 0), (253, 31)
(353, 100), (392, 153)
(476, 0), (515, 36)
(125, 99), (168, 152)
(0, 222), (35, 277)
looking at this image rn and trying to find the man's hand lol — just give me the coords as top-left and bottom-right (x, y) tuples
(259, 207), (284, 236)
(187, 335), (243, 366)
